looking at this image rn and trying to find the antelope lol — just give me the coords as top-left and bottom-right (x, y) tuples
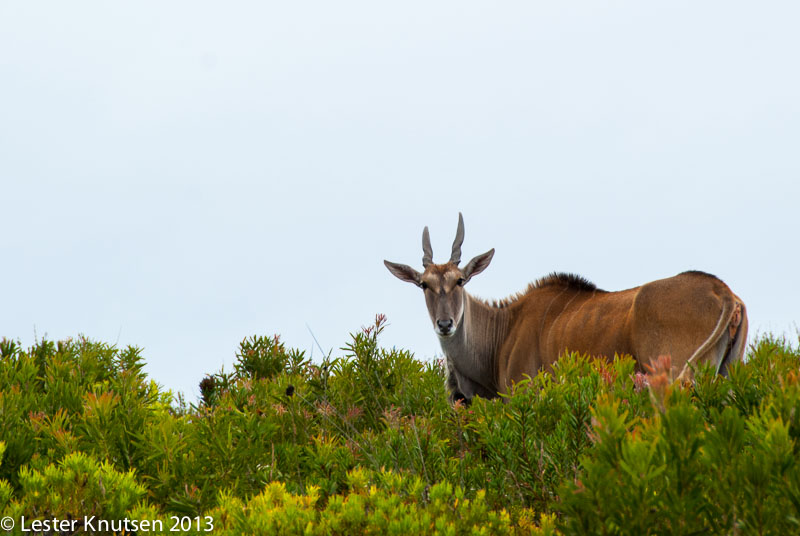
(384, 213), (748, 403)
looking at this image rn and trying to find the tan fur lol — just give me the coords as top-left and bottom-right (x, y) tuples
(385, 215), (749, 401)
(488, 271), (748, 391)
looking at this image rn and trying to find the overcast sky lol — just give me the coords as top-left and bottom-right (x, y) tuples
(2, 1), (798, 400)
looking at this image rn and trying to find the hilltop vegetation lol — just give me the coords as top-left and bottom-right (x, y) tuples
(1, 316), (799, 534)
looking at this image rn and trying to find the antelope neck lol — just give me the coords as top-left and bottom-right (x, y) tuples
(438, 294), (510, 393)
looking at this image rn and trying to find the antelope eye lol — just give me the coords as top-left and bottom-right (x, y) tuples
(420, 281), (428, 290)
(456, 278), (465, 287)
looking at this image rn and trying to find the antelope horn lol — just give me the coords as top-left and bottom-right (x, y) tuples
(422, 226), (433, 267)
(449, 212), (465, 265)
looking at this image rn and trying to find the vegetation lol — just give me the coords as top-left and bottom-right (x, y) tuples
(1, 316), (799, 534)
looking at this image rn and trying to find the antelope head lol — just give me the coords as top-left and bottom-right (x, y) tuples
(384, 213), (494, 338)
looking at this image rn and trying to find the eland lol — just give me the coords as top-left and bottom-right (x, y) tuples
(384, 213), (748, 403)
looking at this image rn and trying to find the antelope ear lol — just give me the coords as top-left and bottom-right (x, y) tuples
(384, 260), (423, 286)
(462, 249), (494, 283)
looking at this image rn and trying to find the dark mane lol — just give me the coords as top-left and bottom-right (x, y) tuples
(533, 272), (599, 291)
(680, 270), (721, 280)
(483, 272), (603, 308)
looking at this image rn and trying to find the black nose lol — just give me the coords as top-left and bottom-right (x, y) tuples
(437, 319), (454, 333)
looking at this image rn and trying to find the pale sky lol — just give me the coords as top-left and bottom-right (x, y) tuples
(2, 2), (798, 400)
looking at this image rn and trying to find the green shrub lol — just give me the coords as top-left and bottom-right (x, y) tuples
(206, 468), (545, 535)
(2, 450), (145, 523)
(0, 326), (799, 534)
(559, 340), (800, 535)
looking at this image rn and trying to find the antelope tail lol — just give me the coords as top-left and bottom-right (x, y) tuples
(678, 297), (744, 380)
(719, 301), (748, 376)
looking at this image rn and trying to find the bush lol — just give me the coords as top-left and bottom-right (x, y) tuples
(206, 468), (546, 536)
(0, 325), (799, 534)
(559, 336), (800, 535)
(2, 450), (145, 525)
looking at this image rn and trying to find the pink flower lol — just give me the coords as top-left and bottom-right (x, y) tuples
(643, 355), (672, 412)
(315, 401), (335, 417)
(632, 372), (648, 393)
(346, 406), (364, 422)
(382, 405), (402, 428)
